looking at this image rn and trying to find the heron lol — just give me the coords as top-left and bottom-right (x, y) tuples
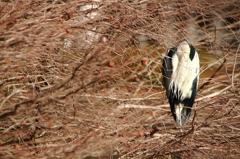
(162, 41), (200, 128)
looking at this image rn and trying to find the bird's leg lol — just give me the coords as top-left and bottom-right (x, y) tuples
(179, 128), (185, 136)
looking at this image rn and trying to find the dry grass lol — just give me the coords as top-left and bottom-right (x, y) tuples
(0, 0), (239, 158)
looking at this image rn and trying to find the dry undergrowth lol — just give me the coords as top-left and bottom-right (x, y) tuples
(0, 0), (239, 158)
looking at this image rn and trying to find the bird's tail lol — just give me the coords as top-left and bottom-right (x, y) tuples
(175, 103), (191, 126)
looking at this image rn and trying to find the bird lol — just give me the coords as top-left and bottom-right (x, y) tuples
(162, 41), (200, 127)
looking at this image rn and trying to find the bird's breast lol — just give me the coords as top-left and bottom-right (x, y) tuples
(170, 54), (198, 100)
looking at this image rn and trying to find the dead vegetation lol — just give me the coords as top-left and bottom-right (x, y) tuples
(0, 0), (239, 158)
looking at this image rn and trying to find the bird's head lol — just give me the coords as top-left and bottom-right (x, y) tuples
(176, 41), (191, 58)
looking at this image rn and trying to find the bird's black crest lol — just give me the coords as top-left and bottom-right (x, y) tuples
(189, 45), (196, 61)
(167, 47), (177, 57)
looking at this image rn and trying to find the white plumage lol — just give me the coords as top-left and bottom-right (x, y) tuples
(162, 41), (200, 126)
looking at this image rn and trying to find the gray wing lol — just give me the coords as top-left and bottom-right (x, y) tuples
(162, 47), (177, 97)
